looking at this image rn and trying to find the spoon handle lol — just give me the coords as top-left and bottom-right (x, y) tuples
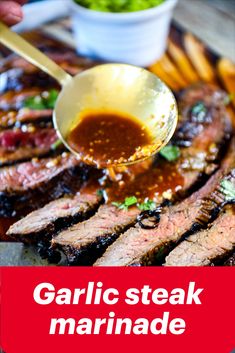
(0, 21), (72, 86)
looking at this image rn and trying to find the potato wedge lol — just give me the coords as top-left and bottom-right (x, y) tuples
(168, 39), (199, 83)
(149, 60), (181, 91)
(158, 54), (189, 88)
(217, 58), (235, 107)
(184, 33), (215, 83)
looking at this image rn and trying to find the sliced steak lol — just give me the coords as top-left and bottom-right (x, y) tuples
(165, 205), (235, 266)
(0, 127), (59, 166)
(174, 83), (229, 147)
(52, 205), (139, 265)
(0, 153), (90, 217)
(170, 84), (231, 195)
(7, 191), (102, 244)
(0, 51), (96, 76)
(223, 253), (235, 266)
(52, 84), (232, 266)
(0, 109), (52, 129)
(0, 88), (44, 110)
(0, 68), (58, 93)
(94, 138), (235, 266)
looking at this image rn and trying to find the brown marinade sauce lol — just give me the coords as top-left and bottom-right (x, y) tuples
(67, 110), (152, 167)
(67, 110), (184, 204)
(105, 160), (184, 202)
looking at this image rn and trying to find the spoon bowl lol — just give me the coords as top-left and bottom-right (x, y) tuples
(53, 63), (178, 167)
(0, 22), (178, 168)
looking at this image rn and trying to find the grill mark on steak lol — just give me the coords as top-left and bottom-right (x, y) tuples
(193, 169), (235, 226)
(0, 127), (59, 166)
(165, 205), (235, 266)
(7, 191), (102, 244)
(94, 138), (235, 266)
(52, 205), (139, 265)
(223, 252), (235, 266)
(0, 153), (90, 217)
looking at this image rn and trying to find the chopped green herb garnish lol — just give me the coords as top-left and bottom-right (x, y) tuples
(223, 92), (235, 106)
(112, 197), (158, 211)
(23, 89), (59, 110)
(112, 196), (138, 210)
(45, 89), (59, 109)
(112, 201), (121, 206)
(125, 196), (138, 207)
(51, 139), (63, 150)
(74, 0), (165, 13)
(97, 189), (104, 198)
(159, 145), (180, 162)
(112, 201), (123, 208)
(220, 179), (235, 201)
(191, 102), (207, 122)
(138, 199), (156, 211)
(23, 95), (46, 110)
(191, 102), (206, 114)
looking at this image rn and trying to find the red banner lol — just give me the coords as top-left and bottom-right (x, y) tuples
(0, 267), (234, 353)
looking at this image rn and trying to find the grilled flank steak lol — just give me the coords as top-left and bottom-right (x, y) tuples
(7, 191), (102, 244)
(0, 109), (52, 129)
(1, 65), (234, 265)
(52, 205), (139, 265)
(0, 127), (60, 166)
(51, 84), (232, 265)
(0, 153), (90, 217)
(94, 139), (235, 266)
(165, 205), (235, 266)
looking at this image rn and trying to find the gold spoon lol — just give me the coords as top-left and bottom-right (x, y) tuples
(0, 22), (178, 168)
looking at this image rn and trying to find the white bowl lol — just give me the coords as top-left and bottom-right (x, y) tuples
(69, 0), (178, 67)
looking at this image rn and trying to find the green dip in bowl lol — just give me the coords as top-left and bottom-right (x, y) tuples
(74, 0), (165, 13)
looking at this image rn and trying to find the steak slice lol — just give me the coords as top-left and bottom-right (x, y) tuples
(0, 153), (90, 217)
(170, 84), (231, 195)
(0, 88), (44, 110)
(0, 109), (52, 129)
(0, 51), (95, 76)
(7, 191), (102, 244)
(0, 127), (59, 166)
(165, 205), (235, 266)
(94, 139), (235, 266)
(0, 68), (58, 94)
(223, 253), (235, 266)
(0, 60), (87, 93)
(52, 205), (139, 265)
